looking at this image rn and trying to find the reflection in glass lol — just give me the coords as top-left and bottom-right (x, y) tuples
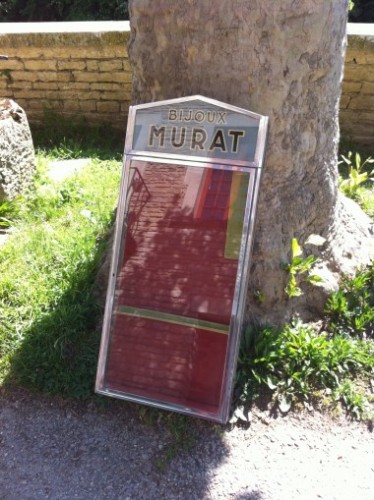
(104, 161), (250, 419)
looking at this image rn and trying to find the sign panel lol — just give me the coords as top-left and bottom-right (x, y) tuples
(131, 100), (259, 162)
(96, 96), (268, 423)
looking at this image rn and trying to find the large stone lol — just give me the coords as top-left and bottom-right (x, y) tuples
(0, 98), (36, 201)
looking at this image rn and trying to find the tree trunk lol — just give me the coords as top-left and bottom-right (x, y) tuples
(128, 0), (373, 325)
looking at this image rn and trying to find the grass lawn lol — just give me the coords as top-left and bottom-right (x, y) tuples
(0, 146), (122, 398)
(0, 133), (373, 421)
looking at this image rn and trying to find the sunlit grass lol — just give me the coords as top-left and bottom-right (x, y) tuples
(0, 151), (121, 397)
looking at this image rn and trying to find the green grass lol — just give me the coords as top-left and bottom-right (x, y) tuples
(236, 321), (374, 420)
(0, 198), (22, 229)
(0, 149), (121, 397)
(32, 108), (124, 161)
(1, 136), (373, 424)
(337, 149), (374, 212)
(325, 264), (374, 339)
(235, 148), (374, 421)
(357, 185), (374, 218)
(153, 414), (197, 472)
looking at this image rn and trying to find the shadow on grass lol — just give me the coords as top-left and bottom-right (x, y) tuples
(1, 175), (267, 497)
(1, 241), (270, 499)
(32, 110), (125, 161)
(3, 237), (108, 399)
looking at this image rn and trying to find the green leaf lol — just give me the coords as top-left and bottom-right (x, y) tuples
(291, 238), (303, 259)
(307, 274), (324, 285)
(285, 274), (303, 298)
(340, 154), (352, 166)
(266, 376), (278, 390)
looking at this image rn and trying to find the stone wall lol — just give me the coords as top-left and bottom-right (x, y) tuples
(0, 22), (131, 130)
(0, 21), (373, 144)
(341, 23), (374, 147)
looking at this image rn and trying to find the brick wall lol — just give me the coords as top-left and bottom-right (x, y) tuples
(341, 24), (374, 147)
(0, 22), (131, 130)
(0, 21), (373, 144)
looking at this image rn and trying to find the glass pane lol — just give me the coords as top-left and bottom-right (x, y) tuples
(103, 160), (250, 419)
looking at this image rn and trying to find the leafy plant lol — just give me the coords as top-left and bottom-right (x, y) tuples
(0, 198), (21, 229)
(333, 379), (370, 420)
(236, 321), (374, 418)
(325, 264), (374, 339)
(339, 151), (374, 199)
(357, 185), (374, 218)
(283, 236), (324, 298)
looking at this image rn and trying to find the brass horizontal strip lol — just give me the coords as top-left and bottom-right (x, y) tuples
(116, 305), (230, 335)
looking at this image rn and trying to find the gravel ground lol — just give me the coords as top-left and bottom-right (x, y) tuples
(0, 389), (373, 500)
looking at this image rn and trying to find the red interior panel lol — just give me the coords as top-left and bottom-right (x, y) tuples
(104, 161), (249, 417)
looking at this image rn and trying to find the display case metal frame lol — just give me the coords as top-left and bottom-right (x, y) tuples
(96, 95), (268, 423)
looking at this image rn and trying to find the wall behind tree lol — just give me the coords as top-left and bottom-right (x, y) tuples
(0, 22), (131, 130)
(0, 21), (373, 144)
(340, 23), (374, 147)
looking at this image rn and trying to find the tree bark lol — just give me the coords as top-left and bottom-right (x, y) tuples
(128, 0), (373, 325)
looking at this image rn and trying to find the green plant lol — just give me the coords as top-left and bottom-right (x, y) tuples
(283, 236), (324, 298)
(338, 151), (374, 199)
(325, 264), (374, 339)
(0, 152), (121, 397)
(236, 321), (374, 418)
(332, 379), (370, 420)
(154, 414), (196, 472)
(0, 69), (13, 84)
(0, 198), (21, 229)
(32, 109), (123, 161)
(357, 185), (374, 218)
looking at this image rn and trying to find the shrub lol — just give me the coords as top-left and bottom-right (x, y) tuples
(325, 264), (374, 339)
(236, 321), (374, 418)
(349, 0), (374, 22)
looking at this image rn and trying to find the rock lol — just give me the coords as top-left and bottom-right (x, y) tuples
(0, 99), (36, 201)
